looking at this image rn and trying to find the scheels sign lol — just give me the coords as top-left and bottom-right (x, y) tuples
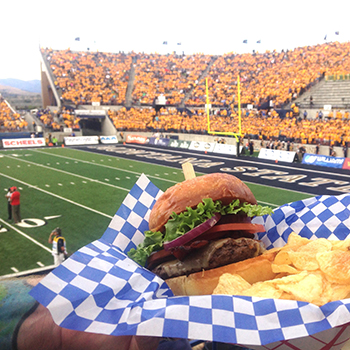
(2, 138), (46, 148)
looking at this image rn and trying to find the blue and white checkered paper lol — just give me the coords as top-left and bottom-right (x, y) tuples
(31, 174), (350, 348)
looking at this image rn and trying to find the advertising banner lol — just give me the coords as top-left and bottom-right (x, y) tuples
(100, 135), (118, 144)
(148, 137), (170, 146)
(302, 153), (345, 168)
(168, 139), (191, 149)
(64, 136), (99, 146)
(2, 138), (46, 148)
(258, 148), (296, 163)
(213, 143), (238, 155)
(125, 134), (148, 144)
(342, 158), (350, 170)
(189, 141), (215, 152)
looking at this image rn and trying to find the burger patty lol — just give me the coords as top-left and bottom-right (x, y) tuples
(152, 237), (264, 280)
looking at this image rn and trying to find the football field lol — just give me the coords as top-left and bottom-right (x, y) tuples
(0, 146), (312, 277)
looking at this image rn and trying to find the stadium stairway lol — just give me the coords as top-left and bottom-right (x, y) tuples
(125, 60), (136, 107)
(296, 79), (350, 110)
(180, 55), (219, 107)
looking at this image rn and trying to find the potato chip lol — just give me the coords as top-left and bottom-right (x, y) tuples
(213, 273), (251, 295)
(288, 251), (319, 270)
(331, 238), (350, 251)
(274, 251), (292, 265)
(271, 263), (299, 274)
(269, 272), (324, 305)
(243, 282), (283, 299)
(283, 232), (310, 251)
(322, 281), (350, 304)
(317, 250), (350, 284)
(213, 235), (350, 306)
(297, 238), (332, 255)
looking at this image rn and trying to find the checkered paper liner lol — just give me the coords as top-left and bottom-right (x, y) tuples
(30, 174), (350, 349)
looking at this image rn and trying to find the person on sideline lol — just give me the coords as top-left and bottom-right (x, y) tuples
(48, 227), (67, 265)
(10, 187), (21, 224)
(5, 187), (12, 220)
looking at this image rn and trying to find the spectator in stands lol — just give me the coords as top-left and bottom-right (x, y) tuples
(343, 144), (348, 158)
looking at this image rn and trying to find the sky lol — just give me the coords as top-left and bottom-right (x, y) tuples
(1, 0), (350, 81)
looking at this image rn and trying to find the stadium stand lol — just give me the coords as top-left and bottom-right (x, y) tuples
(41, 41), (350, 109)
(4, 42), (350, 149)
(0, 96), (28, 132)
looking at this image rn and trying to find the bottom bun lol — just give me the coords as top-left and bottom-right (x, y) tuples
(165, 251), (278, 296)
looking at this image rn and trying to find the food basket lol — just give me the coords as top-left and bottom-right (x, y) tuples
(31, 174), (350, 350)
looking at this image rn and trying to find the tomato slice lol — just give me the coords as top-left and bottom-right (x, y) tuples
(198, 223), (265, 241)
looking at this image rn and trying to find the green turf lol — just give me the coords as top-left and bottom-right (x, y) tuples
(0, 147), (312, 276)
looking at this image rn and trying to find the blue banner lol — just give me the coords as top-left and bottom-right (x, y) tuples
(148, 137), (170, 146)
(302, 153), (345, 168)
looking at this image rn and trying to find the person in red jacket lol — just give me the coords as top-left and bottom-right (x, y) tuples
(10, 186), (21, 224)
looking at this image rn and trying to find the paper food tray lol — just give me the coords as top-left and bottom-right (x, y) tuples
(30, 174), (350, 350)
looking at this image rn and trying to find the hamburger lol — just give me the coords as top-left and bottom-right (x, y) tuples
(128, 173), (273, 292)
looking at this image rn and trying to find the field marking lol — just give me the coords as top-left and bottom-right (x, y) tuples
(127, 143), (350, 179)
(3, 148), (288, 208)
(0, 173), (114, 219)
(0, 218), (52, 253)
(4, 154), (132, 192)
(31, 148), (293, 206)
(11, 267), (19, 273)
(80, 144), (324, 198)
(31, 149), (178, 184)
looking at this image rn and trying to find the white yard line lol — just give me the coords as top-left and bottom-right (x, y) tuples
(0, 218), (52, 253)
(32, 148), (279, 207)
(4, 154), (132, 192)
(32, 148), (178, 184)
(0, 172), (114, 219)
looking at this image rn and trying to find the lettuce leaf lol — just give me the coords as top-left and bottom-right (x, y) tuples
(127, 198), (273, 266)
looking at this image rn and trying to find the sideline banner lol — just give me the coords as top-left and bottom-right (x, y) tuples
(302, 153), (345, 168)
(100, 135), (118, 144)
(342, 158), (350, 170)
(148, 137), (170, 147)
(189, 141), (215, 152)
(169, 139), (191, 149)
(213, 143), (237, 155)
(126, 134), (148, 144)
(64, 136), (99, 146)
(2, 138), (46, 148)
(258, 148), (296, 163)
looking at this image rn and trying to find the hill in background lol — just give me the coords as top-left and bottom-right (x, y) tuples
(0, 78), (41, 93)
(0, 83), (42, 110)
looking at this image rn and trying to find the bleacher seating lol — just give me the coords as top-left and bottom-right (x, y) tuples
(0, 97), (28, 132)
(42, 41), (350, 109)
(33, 42), (350, 146)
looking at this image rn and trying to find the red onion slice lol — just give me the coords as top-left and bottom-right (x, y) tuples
(164, 212), (221, 251)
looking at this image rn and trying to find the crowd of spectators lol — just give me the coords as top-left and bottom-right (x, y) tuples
(34, 108), (81, 131)
(42, 41), (350, 108)
(43, 48), (132, 106)
(109, 106), (350, 147)
(0, 97), (28, 132)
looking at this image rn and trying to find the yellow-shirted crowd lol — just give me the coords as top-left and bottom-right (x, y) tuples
(2, 42), (350, 148)
(109, 107), (350, 146)
(43, 49), (131, 105)
(42, 41), (350, 108)
(0, 98), (27, 131)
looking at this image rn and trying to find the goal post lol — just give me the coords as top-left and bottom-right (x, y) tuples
(205, 77), (242, 141)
